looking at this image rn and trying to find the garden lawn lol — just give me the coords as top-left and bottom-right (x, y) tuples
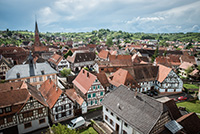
(183, 84), (199, 89)
(176, 100), (200, 113)
(79, 127), (98, 134)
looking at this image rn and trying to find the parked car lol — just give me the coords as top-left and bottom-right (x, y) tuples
(68, 116), (86, 129)
(178, 96), (187, 101)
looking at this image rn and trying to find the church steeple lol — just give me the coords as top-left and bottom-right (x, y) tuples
(35, 21), (39, 34)
(34, 20), (42, 46)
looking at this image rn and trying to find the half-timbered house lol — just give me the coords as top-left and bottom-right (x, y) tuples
(0, 81), (49, 134)
(39, 79), (74, 123)
(72, 69), (106, 109)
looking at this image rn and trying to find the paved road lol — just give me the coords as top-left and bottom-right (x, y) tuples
(31, 109), (102, 134)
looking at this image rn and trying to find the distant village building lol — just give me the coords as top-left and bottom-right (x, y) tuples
(0, 47), (29, 65)
(0, 55), (13, 80)
(156, 64), (183, 93)
(67, 51), (96, 73)
(48, 54), (70, 72)
(178, 62), (194, 78)
(72, 69), (106, 109)
(6, 53), (57, 89)
(32, 21), (49, 55)
(39, 79), (74, 123)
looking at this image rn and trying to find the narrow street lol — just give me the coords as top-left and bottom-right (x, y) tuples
(31, 109), (102, 134)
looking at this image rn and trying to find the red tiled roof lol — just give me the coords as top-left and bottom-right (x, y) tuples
(73, 69), (96, 94)
(157, 64), (172, 83)
(98, 50), (110, 60)
(65, 88), (84, 106)
(109, 55), (132, 61)
(39, 79), (62, 109)
(109, 68), (139, 88)
(179, 62), (193, 70)
(48, 54), (63, 66)
(0, 81), (27, 92)
(0, 88), (29, 108)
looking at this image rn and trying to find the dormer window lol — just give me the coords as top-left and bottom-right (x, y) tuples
(5, 107), (11, 113)
(41, 70), (44, 75)
(16, 73), (20, 78)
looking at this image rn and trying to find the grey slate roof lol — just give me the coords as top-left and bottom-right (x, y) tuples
(102, 85), (166, 134)
(6, 62), (58, 80)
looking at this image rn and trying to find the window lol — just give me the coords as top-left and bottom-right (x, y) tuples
(33, 77), (36, 82)
(24, 122), (32, 129)
(100, 92), (104, 96)
(39, 77), (43, 81)
(123, 130), (127, 134)
(110, 119), (113, 126)
(0, 109), (3, 114)
(111, 112), (113, 116)
(97, 85), (100, 89)
(5, 107), (11, 113)
(23, 111), (33, 118)
(38, 108), (43, 114)
(39, 118), (45, 124)
(124, 122), (128, 127)
(47, 75), (50, 80)
(117, 117), (120, 121)
(52, 75), (55, 79)
(0, 118), (4, 125)
(106, 108), (108, 111)
(66, 110), (71, 115)
(27, 78), (30, 83)
(88, 94), (91, 98)
(105, 115), (108, 121)
(91, 100), (93, 105)
(57, 106), (62, 112)
(95, 100), (97, 104)
(100, 99), (103, 102)
(7, 116), (12, 123)
(58, 113), (62, 118)
(93, 93), (96, 97)
(93, 86), (95, 90)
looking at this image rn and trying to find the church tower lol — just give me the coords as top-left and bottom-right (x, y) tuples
(34, 21), (42, 46)
(32, 21), (49, 55)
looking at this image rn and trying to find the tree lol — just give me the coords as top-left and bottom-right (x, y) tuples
(185, 66), (193, 76)
(64, 50), (73, 59)
(47, 123), (78, 134)
(151, 46), (159, 63)
(60, 68), (71, 77)
(106, 38), (113, 47)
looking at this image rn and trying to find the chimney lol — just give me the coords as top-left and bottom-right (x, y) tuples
(87, 72), (89, 77)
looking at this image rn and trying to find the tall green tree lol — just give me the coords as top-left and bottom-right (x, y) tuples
(60, 68), (71, 77)
(106, 38), (113, 47)
(64, 50), (73, 59)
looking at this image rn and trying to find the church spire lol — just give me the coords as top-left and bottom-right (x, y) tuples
(34, 20), (41, 46)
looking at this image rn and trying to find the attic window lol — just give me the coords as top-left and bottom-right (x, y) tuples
(5, 107), (11, 113)
(16, 73), (20, 78)
(41, 70), (45, 75)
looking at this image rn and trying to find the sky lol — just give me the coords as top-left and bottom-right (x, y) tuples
(0, 0), (200, 33)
